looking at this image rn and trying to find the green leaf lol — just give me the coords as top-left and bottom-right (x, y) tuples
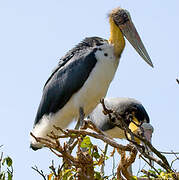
(80, 136), (92, 148)
(71, 133), (76, 137)
(2, 158), (6, 166)
(157, 168), (164, 173)
(94, 171), (101, 179)
(148, 169), (157, 175)
(7, 171), (12, 180)
(93, 151), (100, 159)
(0, 173), (3, 179)
(5, 157), (13, 167)
(0, 173), (5, 180)
(62, 169), (73, 180)
(131, 176), (138, 180)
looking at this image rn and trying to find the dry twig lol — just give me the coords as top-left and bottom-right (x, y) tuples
(117, 148), (137, 180)
(0, 152), (3, 173)
(32, 166), (46, 180)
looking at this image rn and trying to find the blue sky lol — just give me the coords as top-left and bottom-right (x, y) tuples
(0, 0), (179, 179)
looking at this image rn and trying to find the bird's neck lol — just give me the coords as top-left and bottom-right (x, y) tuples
(108, 17), (125, 58)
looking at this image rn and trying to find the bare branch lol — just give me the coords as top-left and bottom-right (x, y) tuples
(32, 166), (46, 180)
(49, 160), (57, 177)
(171, 157), (179, 169)
(100, 143), (108, 176)
(160, 151), (179, 155)
(63, 128), (134, 151)
(170, 151), (179, 168)
(0, 152), (3, 173)
(139, 155), (160, 175)
(117, 148), (137, 180)
(131, 132), (171, 172)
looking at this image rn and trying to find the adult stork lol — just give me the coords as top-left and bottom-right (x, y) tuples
(30, 7), (153, 150)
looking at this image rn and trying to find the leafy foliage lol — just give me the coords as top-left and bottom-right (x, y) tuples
(140, 168), (179, 179)
(0, 151), (13, 180)
(45, 136), (109, 180)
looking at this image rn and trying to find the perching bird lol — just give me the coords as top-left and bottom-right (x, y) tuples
(88, 97), (154, 172)
(30, 7), (153, 150)
(88, 97), (154, 144)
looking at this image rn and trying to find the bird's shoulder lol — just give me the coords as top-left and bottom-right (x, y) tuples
(44, 37), (108, 88)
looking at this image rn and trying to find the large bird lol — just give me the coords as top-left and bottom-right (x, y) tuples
(88, 97), (154, 172)
(30, 7), (153, 150)
(88, 97), (154, 143)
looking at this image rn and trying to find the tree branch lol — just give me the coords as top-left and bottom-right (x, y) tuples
(31, 166), (46, 180)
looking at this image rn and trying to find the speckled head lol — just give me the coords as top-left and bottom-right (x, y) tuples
(109, 7), (153, 67)
(109, 8), (130, 25)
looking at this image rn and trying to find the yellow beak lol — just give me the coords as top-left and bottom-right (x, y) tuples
(128, 117), (141, 144)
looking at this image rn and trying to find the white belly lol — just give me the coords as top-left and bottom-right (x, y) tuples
(71, 45), (119, 116)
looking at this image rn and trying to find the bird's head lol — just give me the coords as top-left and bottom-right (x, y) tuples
(128, 116), (154, 145)
(118, 100), (153, 144)
(109, 7), (153, 67)
(106, 98), (153, 144)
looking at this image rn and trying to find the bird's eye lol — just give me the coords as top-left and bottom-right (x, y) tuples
(123, 13), (128, 18)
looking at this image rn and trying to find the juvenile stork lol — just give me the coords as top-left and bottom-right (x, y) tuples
(30, 7), (153, 150)
(89, 97), (154, 143)
(88, 97), (154, 171)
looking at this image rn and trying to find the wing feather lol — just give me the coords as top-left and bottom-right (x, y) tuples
(34, 48), (97, 125)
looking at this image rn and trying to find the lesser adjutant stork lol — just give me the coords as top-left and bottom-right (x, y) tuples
(30, 7), (153, 150)
(89, 97), (154, 143)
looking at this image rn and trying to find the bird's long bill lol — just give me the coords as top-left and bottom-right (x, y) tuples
(142, 127), (154, 166)
(129, 122), (154, 165)
(120, 20), (153, 67)
(143, 129), (153, 143)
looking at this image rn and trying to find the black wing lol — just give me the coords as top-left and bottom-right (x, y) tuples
(44, 37), (107, 88)
(34, 48), (98, 125)
(34, 37), (107, 125)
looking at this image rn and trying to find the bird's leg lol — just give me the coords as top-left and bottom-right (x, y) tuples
(68, 107), (85, 145)
(64, 109), (85, 169)
(75, 107), (85, 130)
(79, 107), (85, 126)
